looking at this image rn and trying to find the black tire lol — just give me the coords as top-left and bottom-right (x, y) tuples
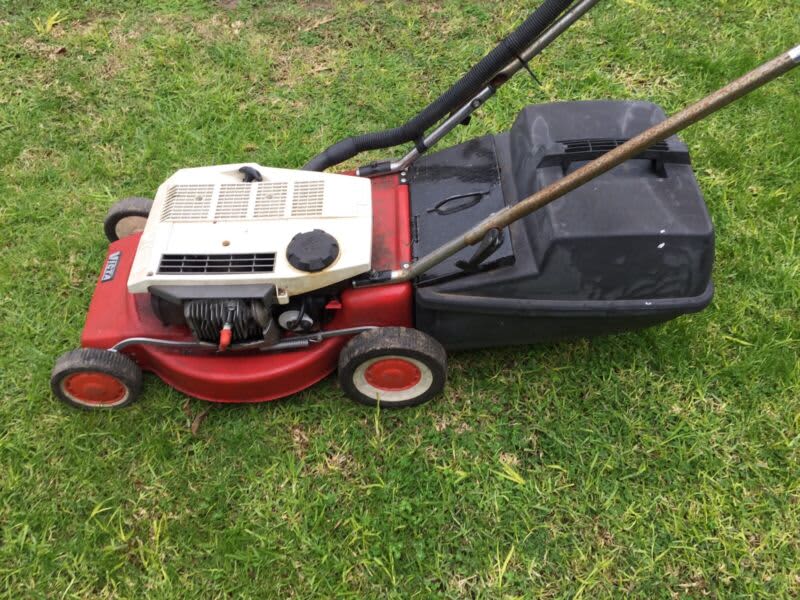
(338, 327), (447, 408)
(103, 196), (153, 242)
(51, 348), (143, 410)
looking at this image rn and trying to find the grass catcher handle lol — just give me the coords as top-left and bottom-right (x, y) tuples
(368, 44), (800, 286)
(302, 0), (577, 172)
(538, 138), (691, 177)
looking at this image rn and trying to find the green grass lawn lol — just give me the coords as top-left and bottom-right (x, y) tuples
(1, 0), (799, 597)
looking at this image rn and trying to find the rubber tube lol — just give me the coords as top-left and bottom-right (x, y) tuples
(302, 0), (575, 171)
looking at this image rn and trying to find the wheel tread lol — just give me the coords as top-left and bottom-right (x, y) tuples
(338, 327), (446, 408)
(51, 348), (143, 410)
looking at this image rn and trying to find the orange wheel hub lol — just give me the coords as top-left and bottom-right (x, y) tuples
(62, 372), (127, 405)
(364, 358), (422, 391)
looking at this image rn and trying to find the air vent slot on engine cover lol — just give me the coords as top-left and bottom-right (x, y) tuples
(161, 185), (215, 222)
(291, 181), (325, 216)
(214, 184), (251, 220)
(254, 182), (289, 218)
(158, 253), (276, 274)
(159, 180), (325, 222)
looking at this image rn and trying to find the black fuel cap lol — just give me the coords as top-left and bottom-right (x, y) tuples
(286, 229), (340, 272)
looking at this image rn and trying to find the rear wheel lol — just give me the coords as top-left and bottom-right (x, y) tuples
(103, 196), (153, 242)
(338, 327), (446, 408)
(51, 348), (142, 410)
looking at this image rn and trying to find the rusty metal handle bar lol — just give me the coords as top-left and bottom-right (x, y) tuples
(376, 45), (800, 285)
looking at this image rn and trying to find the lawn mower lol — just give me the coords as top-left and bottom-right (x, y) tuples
(50, 0), (800, 410)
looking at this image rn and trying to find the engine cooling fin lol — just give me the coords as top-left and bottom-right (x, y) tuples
(184, 299), (265, 343)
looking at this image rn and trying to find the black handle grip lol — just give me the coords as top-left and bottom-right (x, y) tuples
(538, 138), (691, 178)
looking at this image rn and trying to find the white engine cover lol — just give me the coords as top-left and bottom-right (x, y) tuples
(127, 163), (372, 300)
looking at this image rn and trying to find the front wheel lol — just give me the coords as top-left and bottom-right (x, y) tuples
(338, 327), (447, 408)
(51, 348), (143, 410)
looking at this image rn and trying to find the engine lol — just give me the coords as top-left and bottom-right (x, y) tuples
(150, 291), (329, 347)
(128, 163), (373, 347)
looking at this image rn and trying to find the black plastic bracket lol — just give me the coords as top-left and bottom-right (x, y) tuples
(239, 166), (263, 182)
(150, 284), (277, 303)
(357, 161), (393, 178)
(456, 228), (504, 272)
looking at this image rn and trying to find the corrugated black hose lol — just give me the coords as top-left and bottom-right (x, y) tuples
(301, 0), (576, 172)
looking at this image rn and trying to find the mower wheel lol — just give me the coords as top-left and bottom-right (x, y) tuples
(51, 348), (143, 410)
(338, 327), (446, 408)
(103, 196), (153, 242)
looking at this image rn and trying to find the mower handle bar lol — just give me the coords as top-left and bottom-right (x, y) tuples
(356, 0), (602, 177)
(303, 0), (593, 172)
